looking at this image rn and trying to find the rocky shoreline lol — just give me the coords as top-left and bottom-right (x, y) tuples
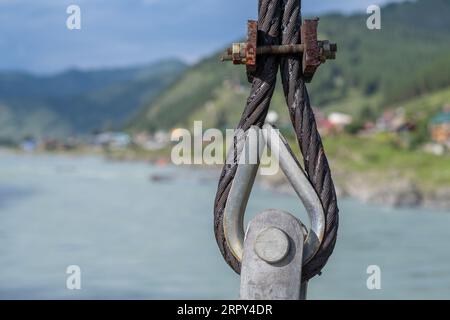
(11, 147), (448, 210)
(260, 170), (450, 211)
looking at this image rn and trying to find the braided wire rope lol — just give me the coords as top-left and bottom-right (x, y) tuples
(279, 0), (339, 280)
(213, 0), (339, 281)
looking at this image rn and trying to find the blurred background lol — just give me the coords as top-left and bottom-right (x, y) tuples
(1, 0), (450, 299)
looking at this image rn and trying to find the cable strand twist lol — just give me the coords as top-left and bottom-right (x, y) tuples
(214, 0), (339, 281)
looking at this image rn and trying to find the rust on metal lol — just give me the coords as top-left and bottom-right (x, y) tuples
(301, 18), (321, 82)
(257, 44), (305, 55)
(220, 17), (337, 82)
(246, 20), (257, 66)
(232, 43), (243, 65)
(245, 20), (258, 82)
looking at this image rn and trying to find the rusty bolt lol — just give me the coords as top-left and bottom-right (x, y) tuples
(220, 18), (337, 83)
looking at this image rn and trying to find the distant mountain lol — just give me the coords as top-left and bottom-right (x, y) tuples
(129, 0), (450, 132)
(0, 59), (186, 141)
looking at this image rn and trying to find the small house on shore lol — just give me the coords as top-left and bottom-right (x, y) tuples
(313, 108), (353, 135)
(430, 111), (450, 145)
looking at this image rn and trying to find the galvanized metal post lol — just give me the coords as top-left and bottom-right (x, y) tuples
(240, 209), (307, 300)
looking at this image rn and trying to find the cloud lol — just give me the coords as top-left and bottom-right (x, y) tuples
(0, 0), (409, 73)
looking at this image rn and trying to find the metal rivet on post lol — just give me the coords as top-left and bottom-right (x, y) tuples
(254, 227), (290, 264)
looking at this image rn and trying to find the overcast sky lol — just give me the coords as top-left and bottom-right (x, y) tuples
(0, 0), (408, 73)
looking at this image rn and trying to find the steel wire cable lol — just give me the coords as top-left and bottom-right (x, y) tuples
(214, 0), (339, 281)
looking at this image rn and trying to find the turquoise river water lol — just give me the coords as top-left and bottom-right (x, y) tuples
(0, 151), (449, 299)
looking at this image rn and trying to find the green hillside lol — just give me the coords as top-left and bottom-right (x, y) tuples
(0, 59), (186, 141)
(129, 0), (450, 132)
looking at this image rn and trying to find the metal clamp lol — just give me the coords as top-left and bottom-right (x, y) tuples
(223, 124), (325, 267)
(220, 18), (337, 82)
(240, 209), (307, 300)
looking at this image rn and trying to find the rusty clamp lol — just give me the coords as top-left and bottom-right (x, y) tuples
(221, 18), (337, 82)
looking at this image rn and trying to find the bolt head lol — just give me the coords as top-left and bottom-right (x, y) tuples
(254, 227), (290, 264)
